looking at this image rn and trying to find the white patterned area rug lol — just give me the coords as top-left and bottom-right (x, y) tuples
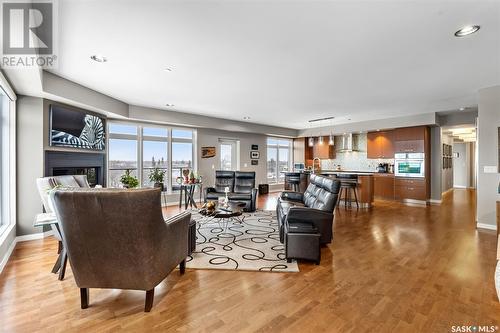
(186, 209), (299, 273)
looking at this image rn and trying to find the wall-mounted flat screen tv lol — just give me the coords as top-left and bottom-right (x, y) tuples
(50, 105), (106, 151)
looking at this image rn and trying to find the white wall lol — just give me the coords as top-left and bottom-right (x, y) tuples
(197, 128), (268, 188)
(16, 96), (44, 236)
(453, 143), (468, 188)
(453, 142), (476, 189)
(477, 86), (500, 229)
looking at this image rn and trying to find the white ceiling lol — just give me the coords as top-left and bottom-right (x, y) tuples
(49, 0), (500, 129)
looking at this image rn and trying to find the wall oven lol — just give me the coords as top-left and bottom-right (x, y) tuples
(394, 153), (425, 178)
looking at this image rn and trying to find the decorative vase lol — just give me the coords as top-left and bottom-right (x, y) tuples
(154, 182), (164, 191)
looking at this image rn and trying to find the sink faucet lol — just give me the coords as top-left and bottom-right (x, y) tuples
(313, 158), (321, 173)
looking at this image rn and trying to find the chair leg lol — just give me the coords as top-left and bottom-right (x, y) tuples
(51, 251), (63, 274)
(58, 249), (68, 280)
(145, 289), (155, 312)
(353, 187), (359, 209)
(57, 241), (63, 254)
(80, 288), (89, 309)
(179, 259), (186, 274)
(337, 188), (343, 208)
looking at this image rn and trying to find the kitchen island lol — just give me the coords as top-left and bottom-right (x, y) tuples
(282, 170), (374, 208)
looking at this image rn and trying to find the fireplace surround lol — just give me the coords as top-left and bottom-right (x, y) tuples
(45, 151), (106, 186)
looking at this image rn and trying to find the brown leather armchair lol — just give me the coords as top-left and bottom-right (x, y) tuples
(50, 188), (190, 312)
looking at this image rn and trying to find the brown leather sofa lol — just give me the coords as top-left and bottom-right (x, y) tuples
(50, 188), (190, 312)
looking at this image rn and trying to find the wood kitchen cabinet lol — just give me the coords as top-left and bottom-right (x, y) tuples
(373, 173), (395, 199)
(309, 136), (335, 159)
(367, 131), (394, 159)
(394, 126), (426, 141)
(394, 140), (424, 154)
(395, 178), (427, 200)
(393, 126), (428, 154)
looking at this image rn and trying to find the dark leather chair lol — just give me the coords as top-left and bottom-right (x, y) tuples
(277, 174), (341, 244)
(50, 188), (190, 312)
(204, 171), (257, 212)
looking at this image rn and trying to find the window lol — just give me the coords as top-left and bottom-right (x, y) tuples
(171, 142), (193, 190)
(108, 123), (195, 192)
(0, 80), (15, 234)
(108, 138), (138, 187)
(142, 127), (168, 187)
(219, 139), (239, 171)
(267, 138), (292, 184)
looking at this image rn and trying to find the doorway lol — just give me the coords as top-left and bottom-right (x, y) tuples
(443, 126), (477, 189)
(219, 139), (239, 171)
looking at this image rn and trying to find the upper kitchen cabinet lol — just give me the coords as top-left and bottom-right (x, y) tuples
(367, 131), (394, 159)
(394, 126), (426, 141)
(394, 126), (428, 153)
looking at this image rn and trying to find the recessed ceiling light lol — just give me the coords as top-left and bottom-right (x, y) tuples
(459, 107), (466, 111)
(90, 55), (107, 63)
(243, 116), (251, 120)
(454, 25), (480, 37)
(165, 103), (175, 107)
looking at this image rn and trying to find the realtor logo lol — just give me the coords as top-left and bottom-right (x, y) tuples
(1, 1), (57, 68)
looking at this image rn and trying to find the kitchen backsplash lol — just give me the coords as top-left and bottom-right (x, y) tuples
(320, 133), (394, 172)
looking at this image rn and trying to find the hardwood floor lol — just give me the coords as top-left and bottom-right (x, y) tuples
(1, 189), (499, 332)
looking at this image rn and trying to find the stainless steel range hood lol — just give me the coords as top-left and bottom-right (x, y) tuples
(340, 133), (358, 152)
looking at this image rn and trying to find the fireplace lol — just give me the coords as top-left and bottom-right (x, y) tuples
(45, 151), (106, 186)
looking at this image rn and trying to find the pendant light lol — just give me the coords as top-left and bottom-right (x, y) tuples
(318, 119), (323, 145)
(329, 117), (335, 146)
(308, 122), (314, 147)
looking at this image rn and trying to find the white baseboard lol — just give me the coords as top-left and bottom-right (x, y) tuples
(477, 223), (497, 231)
(453, 185), (467, 189)
(428, 199), (442, 205)
(0, 230), (54, 275)
(16, 232), (46, 242)
(0, 237), (17, 275)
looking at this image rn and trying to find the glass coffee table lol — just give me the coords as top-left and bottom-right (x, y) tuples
(198, 201), (246, 230)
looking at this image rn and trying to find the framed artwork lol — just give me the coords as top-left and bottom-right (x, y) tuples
(201, 146), (216, 158)
(251, 160), (258, 166)
(250, 151), (260, 159)
(251, 144), (259, 150)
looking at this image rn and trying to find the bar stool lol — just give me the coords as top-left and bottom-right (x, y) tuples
(288, 173), (301, 192)
(336, 175), (359, 209)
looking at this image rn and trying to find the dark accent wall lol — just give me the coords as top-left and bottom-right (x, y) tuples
(45, 151), (106, 186)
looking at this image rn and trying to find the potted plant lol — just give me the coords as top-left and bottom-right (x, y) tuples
(120, 169), (139, 189)
(149, 167), (166, 191)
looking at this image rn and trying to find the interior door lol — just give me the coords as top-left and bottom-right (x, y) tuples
(219, 139), (238, 171)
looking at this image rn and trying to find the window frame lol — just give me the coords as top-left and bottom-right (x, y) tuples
(0, 72), (16, 241)
(266, 137), (292, 184)
(107, 121), (196, 193)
